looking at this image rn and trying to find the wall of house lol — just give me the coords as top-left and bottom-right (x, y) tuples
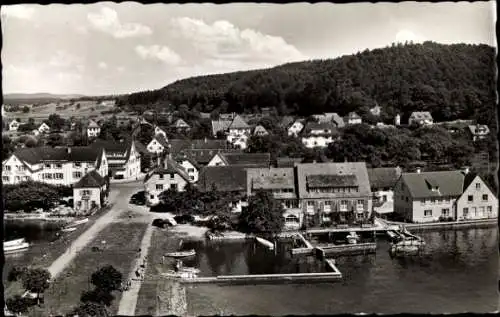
(300, 197), (372, 224)
(301, 136), (334, 148)
(144, 172), (188, 206)
(373, 189), (395, 214)
(147, 140), (165, 154)
(179, 160), (198, 182)
(207, 154), (226, 166)
(283, 208), (303, 230)
(456, 176), (498, 220)
(393, 179), (413, 221)
(288, 123), (304, 136)
(125, 144), (141, 179)
(87, 127), (101, 138)
(2, 155), (33, 184)
(9, 121), (19, 131)
(410, 197), (456, 223)
(73, 187), (102, 212)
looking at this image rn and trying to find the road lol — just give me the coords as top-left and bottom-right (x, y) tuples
(46, 182), (142, 280)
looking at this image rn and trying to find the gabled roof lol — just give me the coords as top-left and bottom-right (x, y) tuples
(144, 156), (190, 183)
(168, 138), (231, 155)
(13, 146), (103, 165)
(410, 111), (433, 120)
(280, 116), (295, 128)
(247, 167), (296, 190)
(91, 139), (130, 154)
(253, 125), (268, 135)
(462, 173), (497, 197)
(367, 167), (402, 189)
(133, 140), (148, 154)
(175, 153), (200, 169)
(400, 171), (465, 199)
(217, 152), (271, 167)
(228, 115), (250, 129)
(468, 125), (490, 135)
(303, 122), (337, 133)
(152, 135), (169, 148)
(296, 162), (371, 198)
(211, 120), (232, 135)
(88, 119), (99, 128)
(74, 170), (106, 188)
(198, 166), (248, 192)
(276, 157), (303, 168)
(172, 118), (190, 128)
(346, 112), (361, 120)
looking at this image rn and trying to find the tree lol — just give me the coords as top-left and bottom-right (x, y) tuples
(46, 133), (65, 147)
(238, 190), (285, 236)
(8, 266), (29, 282)
(22, 106), (30, 113)
(6, 295), (31, 315)
(80, 288), (115, 307)
(69, 302), (108, 317)
(3, 182), (60, 212)
(90, 265), (123, 293)
(21, 268), (51, 304)
(46, 113), (67, 131)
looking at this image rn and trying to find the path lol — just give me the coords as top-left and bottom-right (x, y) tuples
(117, 224), (154, 316)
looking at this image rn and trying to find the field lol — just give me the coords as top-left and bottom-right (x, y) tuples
(31, 222), (148, 316)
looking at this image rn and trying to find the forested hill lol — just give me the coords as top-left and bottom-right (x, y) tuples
(118, 42), (497, 126)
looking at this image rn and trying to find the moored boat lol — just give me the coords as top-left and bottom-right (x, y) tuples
(62, 227), (77, 232)
(3, 238), (26, 248)
(255, 237), (275, 250)
(165, 249), (196, 258)
(346, 232), (360, 244)
(66, 217), (89, 227)
(4, 242), (30, 253)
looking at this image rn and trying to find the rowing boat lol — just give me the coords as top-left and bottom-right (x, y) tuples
(4, 242), (30, 253)
(66, 218), (89, 227)
(62, 227), (77, 232)
(165, 249), (196, 258)
(3, 238), (26, 248)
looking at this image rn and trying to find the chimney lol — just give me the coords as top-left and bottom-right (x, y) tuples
(463, 166), (469, 175)
(204, 137), (207, 143)
(416, 168), (421, 174)
(67, 147), (71, 154)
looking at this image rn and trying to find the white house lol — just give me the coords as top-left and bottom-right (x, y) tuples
(154, 126), (168, 139)
(455, 173), (498, 220)
(232, 134), (249, 150)
(2, 146), (108, 186)
(367, 167), (402, 215)
(73, 170), (108, 213)
(468, 124), (490, 141)
(9, 119), (20, 132)
(409, 111), (433, 127)
(345, 112), (362, 125)
(288, 119), (305, 137)
(91, 139), (141, 180)
(87, 120), (101, 138)
(38, 122), (51, 134)
(175, 155), (199, 182)
(144, 156), (190, 206)
(171, 118), (191, 133)
(227, 115), (252, 145)
(301, 122), (337, 148)
(147, 135), (169, 154)
(253, 125), (269, 136)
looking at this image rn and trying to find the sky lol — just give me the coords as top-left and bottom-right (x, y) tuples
(1, 1), (496, 96)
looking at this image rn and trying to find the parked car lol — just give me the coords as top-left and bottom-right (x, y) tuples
(129, 191), (145, 205)
(173, 214), (195, 224)
(152, 218), (169, 228)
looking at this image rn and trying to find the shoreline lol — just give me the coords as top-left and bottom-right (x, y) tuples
(384, 218), (498, 231)
(4, 214), (76, 223)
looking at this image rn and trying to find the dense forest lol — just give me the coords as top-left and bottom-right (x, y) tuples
(117, 42), (497, 128)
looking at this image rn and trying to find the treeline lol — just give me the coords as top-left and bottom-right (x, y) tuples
(117, 42), (497, 128)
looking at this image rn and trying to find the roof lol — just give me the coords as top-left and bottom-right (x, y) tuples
(144, 156), (190, 183)
(276, 157), (303, 168)
(326, 113), (345, 127)
(253, 125), (268, 135)
(211, 120), (232, 135)
(346, 112), (361, 120)
(91, 139), (131, 154)
(133, 141), (148, 154)
(400, 171), (465, 199)
(468, 125), (490, 135)
(280, 116), (295, 128)
(169, 139), (231, 155)
(296, 162), (372, 199)
(217, 152), (271, 167)
(367, 167), (402, 189)
(152, 135), (169, 148)
(462, 173), (497, 197)
(410, 111), (433, 120)
(88, 120), (99, 128)
(179, 148), (242, 165)
(228, 115), (250, 129)
(247, 167), (296, 190)
(198, 166), (248, 192)
(74, 170), (106, 188)
(172, 118), (190, 128)
(175, 153), (201, 169)
(303, 122), (337, 133)
(13, 146), (103, 165)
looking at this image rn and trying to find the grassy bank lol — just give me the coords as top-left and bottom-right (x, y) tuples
(135, 228), (182, 315)
(32, 222), (148, 316)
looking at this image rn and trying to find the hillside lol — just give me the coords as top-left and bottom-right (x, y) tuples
(118, 42), (497, 127)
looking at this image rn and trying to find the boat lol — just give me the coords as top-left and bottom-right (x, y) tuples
(255, 237), (275, 250)
(165, 249), (196, 258)
(61, 227), (77, 232)
(3, 238), (26, 248)
(346, 232), (360, 245)
(66, 218), (89, 227)
(4, 242), (30, 253)
(161, 269), (199, 279)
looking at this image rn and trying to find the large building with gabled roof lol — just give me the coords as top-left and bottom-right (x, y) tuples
(90, 139), (141, 180)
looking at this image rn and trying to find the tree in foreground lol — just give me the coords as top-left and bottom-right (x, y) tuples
(238, 190), (285, 237)
(20, 267), (51, 305)
(6, 295), (32, 316)
(68, 302), (108, 317)
(90, 265), (123, 293)
(80, 288), (115, 307)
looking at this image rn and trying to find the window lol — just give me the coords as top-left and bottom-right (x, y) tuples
(56, 164), (63, 169)
(189, 176), (194, 181)
(441, 208), (450, 217)
(74, 162), (81, 168)
(170, 173), (175, 179)
(340, 200), (348, 211)
(55, 173), (64, 179)
(487, 206), (492, 214)
(324, 201), (332, 212)
(424, 210), (432, 217)
(150, 195), (154, 199)
(188, 168), (194, 173)
(15, 176), (20, 181)
(472, 207), (477, 216)
(479, 207), (485, 215)
(156, 184), (164, 191)
(482, 194), (488, 201)
(382, 195), (387, 202)
(4, 166), (11, 171)
(159, 174), (164, 179)
(45, 163), (51, 168)
(73, 172), (82, 178)
(82, 190), (91, 195)
(170, 184), (177, 191)
(463, 208), (468, 217)
(430, 199), (436, 204)
(476, 183), (481, 189)
(2, 176), (9, 182)
(467, 195), (473, 203)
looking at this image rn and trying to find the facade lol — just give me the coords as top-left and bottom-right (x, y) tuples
(295, 162), (373, 227)
(345, 112), (362, 125)
(409, 111), (433, 127)
(287, 119), (305, 137)
(391, 170), (492, 223)
(73, 170), (108, 213)
(175, 155), (199, 182)
(395, 114), (401, 126)
(144, 157), (190, 206)
(301, 122), (337, 148)
(207, 152), (271, 167)
(2, 146), (108, 186)
(247, 167), (302, 230)
(468, 124), (490, 141)
(171, 119), (191, 133)
(147, 135), (169, 154)
(211, 115), (251, 148)
(253, 125), (269, 136)
(367, 167), (402, 214)
(9, 119), (19, 131)
(87, 119), (101, 138)
(91, 139), (141, 180)
(38, 123), (51, 134)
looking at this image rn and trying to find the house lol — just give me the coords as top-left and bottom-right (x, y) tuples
(253, 125), (269, 136)
(247, 167), (302, 230)
(2, 146), (108, 186)
(301, 122), (338, 148)
(154, 126), (168, 139)
(168, 139), (236, 166)
(197, 165), (248, 213)
(312, 113), (345, 127)
(211, 119), (232, 137)
(276, 157), (303, 168)
(468, 124), (490, 141)
(280, 116), (295, 129)
(73, 170), (109, 213)
(345, 112), (362, 125)
(232, 134), (249, 149)
(207, 152), (271, 167)
(409, 111), (433, 127)
(38, 122), (50, 134)
(147, 135), (169, 154)
(9, 119), (20, 131)
(90, 139), (141, 180)
(227, 115), (252, 146)
(456, 173), (498, 220)
(87, 119), (101, 138)
(295, 162), (373, 227)
(367, 167), (402, 215)
(144, 156), (190, 206)
(287, 119), (305, 137)
(175, 154), (200, 182)
(393, 170), (468, 223)
(171, 118), (191, 133)
(370, 105), (381, 116)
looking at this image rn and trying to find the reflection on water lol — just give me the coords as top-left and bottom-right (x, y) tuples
(186, 227), (499, 315)
(4, 220), (65, 243)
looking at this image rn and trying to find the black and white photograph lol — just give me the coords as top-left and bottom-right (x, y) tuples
(1, 1), (498, 316)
